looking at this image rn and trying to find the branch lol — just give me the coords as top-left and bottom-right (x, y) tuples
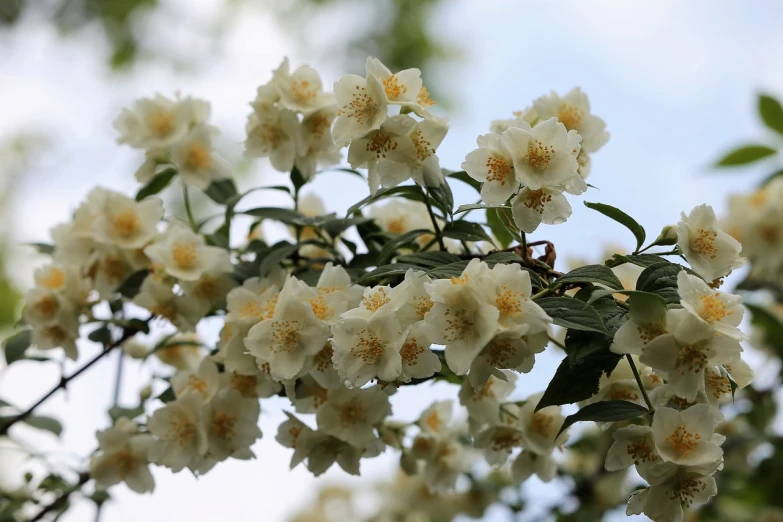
(0, 324), (145, 437)
(29, 472), (90, 522)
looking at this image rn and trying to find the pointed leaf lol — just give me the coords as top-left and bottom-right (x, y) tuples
(556, 400), (649, 438)
(135, 168), (176, 201)
(716, 145), (776, 167)
(535, 297), (609, 334)
(759, 94), (783, 136)
(556, 264), (624, 291)
(584, 201), (646, 252)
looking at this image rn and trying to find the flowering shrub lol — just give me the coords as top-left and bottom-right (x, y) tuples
(0, 58), (755, 522)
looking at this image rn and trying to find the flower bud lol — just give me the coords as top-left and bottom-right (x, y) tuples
(122, 339), (147, 359)
(139, 385), (153, 401)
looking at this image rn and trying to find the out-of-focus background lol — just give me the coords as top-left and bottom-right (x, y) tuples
(1, 0), (783, 520)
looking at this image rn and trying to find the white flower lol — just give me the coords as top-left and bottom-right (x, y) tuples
(483, 262), (551, 333)
(315, 386), (391, 447)
(468, 330), (548, 389)
(298, 429), (367, 477)
(91, 190), (163, 249)
(422, 259), (500, 375)
(676, 271), (745, 340)
(272, 58), (335, 115)
(170, 125), (230, 190)
(386, 117), (449, 188)
(368, 202), (436, 252)
(85, 245), (137, 299)
(331, 305), (405, 387)
(295, 108), (341, 180)
(347, 114), (418, 195)
(410, 424), (475, 493)
(640, 309), (743, 401)
(517, 393), (567, 456)
(275, 412), (311, 469)
(113, 94), (209, 149)
(677, 204), (745, 282)
(244, 279), (330, 380)
(244, 103), (299, 172)
(133, 148), (167, 184)
(628, 460), (721, 522)
(89, 419), (154, 493)
(510, 186), (572, 233)
(224, 275), (281, 328)
(490, 107), (538, 134)
(417, 400), (454, 435)
(458, 371), (517, 433)
(332, 73), (388, 146)
(171, 358), (220, 401)
(605, 424), (660, 472)
(153, 331), (205, 370)
(392, 269), (435, 328)
(365, 57), (423, 106)
(221, 367), (281, 400)
(501, 118), (584, 193)
(132, 276), (204, 331)
(398, 323), (441, 383)
(201, 388), (262, 461)
(23, 287), (69, 328)
(283, 374), (331, 413)
(533, 87), (609, 153)
(511, 450), (558, 483)
(179, 270), (237, 315)
(145, 223), (232, 282)
(148, 394), (209, 473)
(31, 308), (80, 360)
(474, 410), (526, 466)
(462, 133), (517, 206)
(611, 294), (671, 355)
(652, 405), (723, 466)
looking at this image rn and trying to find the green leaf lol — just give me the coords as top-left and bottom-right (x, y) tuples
(321, 216), (372, 238)
(535, 297), (609, 334)
(396, 251), (462, 268)
(556, 400), (649, 438)
(25, 415), (63, 436)
(87, 325), (112, 345)
(156, 386), (176, 403)
(635, 262), (692, 304)
(536, 352), (622, 410)
(556, 264), (624, 291)
(3, 329), (31, 365)
(135, 168), (177, 201)
(605, 253), (670, 269)
(346, 185), (426, 216)
(584, 202), (646, 253)
(108, 405), (145, 422)
(291, 166), (307, 192)
(259, 241), (298, 277)
(486, 208), (515, 249)
(445, 170), (481, 192)
(117, 269), (149, 298)
(759, 94), (783, 136)
(442, 221), (493, 243)
(26, 242), (55, 255)
(204, 179), (239, 204)
(716, 145), (777, 167)
(377, 229), (433, 265)
(456, 203), (509, 215)
(242, 207), (308, 225)
(353, 264), (420, 285)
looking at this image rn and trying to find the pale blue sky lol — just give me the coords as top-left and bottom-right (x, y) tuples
(1, 1), (782, 520)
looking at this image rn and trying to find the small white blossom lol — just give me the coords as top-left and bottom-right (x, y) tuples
(332, 73), (388, 146)
(148, 394), (209, 473)
(676, 271), (745, 340)
(652, 405), (724, 467)
(677, 204), (745, 282)
(114, 95), (209, 149)
(244, 103), (299, 172)
(605, 424), (660, 472)
(170, 125), (230, 190)
(272, 58), (335, 115)
(145, 223), (232, 282)
(132, 276), (204, 331)
(201, 388), (262, 461)
(171, 358), (220, 401)
(89, 419), (155, 493)
(462, 133), (517, 206)
(532, 87), (609, 153)
(510, 186), (573, 233)
(315, 386), (391, 447)
(91, 190), (163, 249)
(295, 108), (341, 180)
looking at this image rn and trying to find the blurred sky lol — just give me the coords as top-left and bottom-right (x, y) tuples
(2, 0), (783, 521)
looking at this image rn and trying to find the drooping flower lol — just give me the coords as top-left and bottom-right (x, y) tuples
(147, 394), (209, 473)
(200, 388), (262, 461)
(170, 125), (230, 190)
(91, 190), (163, 249)
(244, 103), (299, 172)
(315, 386), (391, 447)
(89, 418), (155, 493)
(295, 107), (341, 180)
(510, 186), (573, 233)
(171, 358), (221, 402)
(676, 271), (745, 340)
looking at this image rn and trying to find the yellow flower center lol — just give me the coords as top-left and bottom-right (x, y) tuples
(665, 424), (701, 458)
(443, 309), (474, 342)
(229, 372), (258, 398)
(361, 287), (390, 312)
(271, 321), (301, 352)
(382, 74), (407, 100)
(365, 132), (398, 159)
(557, 103), (584, 130)
(172, 242), (198, 270)
(212, 412), (237, 440)
(637, 322), (666, 343)
(527, 139), (554, 171)
(350, 330), (385, 364)
(417, 86), (435, 107)
(112, 210), (139, 237)
(308, 295), (333, 320)
(699, 293), (731, 323)
(185, 144), (212, 171)
(401, 337), (425, 366)
(531, 412), (554, 436)
(339, 398), (367, 426)
(39, 268), (65, 290)
(691, 228), (718, 258)
(485, 156), (512, 184)
(149, 110), (175, 138)
(291, 80), (317, 104)
(626, 437), (659, 465)
(337, 85), (378, 125)
(524, 189), (552, 213)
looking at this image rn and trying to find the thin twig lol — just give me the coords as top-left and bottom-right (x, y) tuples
(423, 188), (446, 251)
(626, 354), (655, 419)
(29, 472), (90, 522)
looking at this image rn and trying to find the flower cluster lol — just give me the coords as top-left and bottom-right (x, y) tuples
(5, 57), (759, 522)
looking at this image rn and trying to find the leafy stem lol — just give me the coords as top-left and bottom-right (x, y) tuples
(423, 187), (446, 251)
(625, 354), (655, 421)
(181, 181), (198, 231)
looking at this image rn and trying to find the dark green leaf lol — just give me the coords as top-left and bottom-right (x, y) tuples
(156, 386), (176, 403)
(108, 405), (145, 422)
(535, 297), (609, 334)
(442, 221), (493, 243)
(537, 352), (622, 410)
(396, 251), (462, 268)
(3, 329), (31, 365)
(428, 261), (471, 279)
(584, 201), (646, 252)
(605, 253), (670, 269)
(26, 242), (55, 255)
(556, 264), (624, 291)
(353, 264), (420, 285)
(445, 170), (481, 192)
(259, 241), (298, 277)
(242, 207), (308, 225)
(291, 166), (307, 192)
(716, 145), (776, 167)
(456, 203), (509, 215)
(135, 167), (176, 201)
(117, 269), (149, 298)
(759, 94), (783, 135)
(25, 415), (63, 436)
(346, 185), (426, 216)
(87, 325), (112, 345)
(321, 217), (372, 238)
(556, 400), (649, 438)
(486, 208), (515, 249)
(377, 229), (433, 265)
(635, 262), (692, 304)
(341, 238), (358, 256)
(428, 183), (454, 217)
(204, 179), (239, 204)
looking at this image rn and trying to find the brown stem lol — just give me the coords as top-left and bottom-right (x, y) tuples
(29, 472), (90, 522)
